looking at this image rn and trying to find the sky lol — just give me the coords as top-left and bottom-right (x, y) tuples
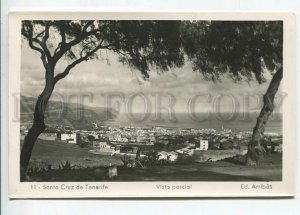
(21, 40), (282, 114)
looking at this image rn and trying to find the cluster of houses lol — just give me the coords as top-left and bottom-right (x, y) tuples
(157, 140), (209, 162)
(87, 137), (211, 163)
(20, 124), (283, 162)
(89, 141), (119, 155)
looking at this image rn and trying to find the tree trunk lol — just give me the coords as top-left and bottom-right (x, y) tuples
(20, 71), (55, 181)
(246, 67), (283, 166)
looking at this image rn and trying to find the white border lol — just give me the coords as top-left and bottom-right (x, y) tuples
(8, 12), (296, 198)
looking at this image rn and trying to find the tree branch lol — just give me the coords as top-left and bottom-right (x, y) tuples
(54, 41), (105, 83)
(22, 21), (53, 66)
(106, 47), (127, 56)
(54, 22), (68, 55)
(22, 25), (48, 68)
(28, 38), (48, 68)
(52, 28), (103, 63)
(33, 30), (45, 40)
(40, 22), (52, 62)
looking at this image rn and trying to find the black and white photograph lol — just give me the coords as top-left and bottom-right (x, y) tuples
(8, 12), (296, 198)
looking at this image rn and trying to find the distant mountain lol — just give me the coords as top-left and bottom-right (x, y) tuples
(20, 96), (118, 129)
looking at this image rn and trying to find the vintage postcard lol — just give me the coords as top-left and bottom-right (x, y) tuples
(9, 12), (296, 198)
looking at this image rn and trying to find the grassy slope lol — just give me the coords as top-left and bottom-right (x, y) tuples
(26, 139), (282, 182)
(26, 139), (123, 169)
(115, 153), (282, 181)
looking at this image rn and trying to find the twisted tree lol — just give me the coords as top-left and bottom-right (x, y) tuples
(21, 20), (184, 181)
(182, 21), (283, 165)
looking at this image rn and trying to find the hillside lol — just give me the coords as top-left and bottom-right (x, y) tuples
(20, 96), (118, 129)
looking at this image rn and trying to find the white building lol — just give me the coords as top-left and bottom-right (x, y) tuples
(158, 151), (169, 160)
(93, 141), (114, 149)
(61, 133), (77, 144)
(265, 132), (281, 137)
(90, 141), (118, 155)
(274, 144), (283, 153)
(196, 140), (209, 150)
(168, 152), (178, 161)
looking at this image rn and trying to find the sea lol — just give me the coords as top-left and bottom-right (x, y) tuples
(104, 112), (282, 133)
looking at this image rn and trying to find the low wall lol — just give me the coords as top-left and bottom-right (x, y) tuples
(38, 135), (57, 141)
(194, 149), (248, 162)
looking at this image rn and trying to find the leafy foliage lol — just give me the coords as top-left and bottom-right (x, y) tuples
(21, 20), (185, 80)
(182, 21), (283, 83)
(22, 20), (282, 83)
